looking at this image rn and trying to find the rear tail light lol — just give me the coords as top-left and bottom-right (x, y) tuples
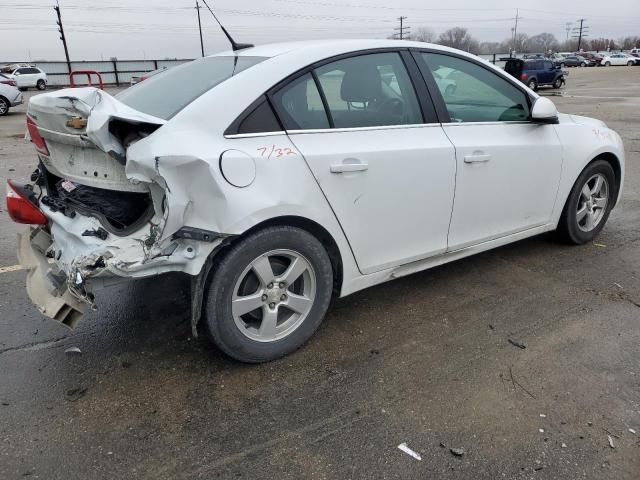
(6, 180), (48, 225)
(0, 79), (17, 87)
(26, 117), (49, 156)
(520, 73), (528, 81)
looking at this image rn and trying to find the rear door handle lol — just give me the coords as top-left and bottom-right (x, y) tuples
(463, 153), (491, 164)
(330, 161), (369, 173)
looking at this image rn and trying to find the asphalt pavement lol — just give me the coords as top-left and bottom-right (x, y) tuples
(0, 68), (639, 479)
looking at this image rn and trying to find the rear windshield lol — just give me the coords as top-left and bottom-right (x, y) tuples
(116, 56), (267, 120)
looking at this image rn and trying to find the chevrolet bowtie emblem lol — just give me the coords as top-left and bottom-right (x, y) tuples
(66, 117), (87, 129)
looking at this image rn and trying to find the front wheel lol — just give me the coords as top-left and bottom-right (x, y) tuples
(627, 61), (634, 66)
(204, 226), (334, 363)
(557, 160), (616, 244)
(553, 77), (564, 89)
(36, 79), (46, 90)
(527, 78), (538, 91)
(605, 61), (611, 67)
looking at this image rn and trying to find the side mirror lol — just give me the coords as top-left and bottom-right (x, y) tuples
(531, 97), (559, 124)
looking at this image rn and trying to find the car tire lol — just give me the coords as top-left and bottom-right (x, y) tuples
(36, 79), (46, 90)
(553, 78), (564, 89)
(0, 97), (9, 116)
(580, 62), (586, 67)
(527, 78), (538, 91)
(627, 61), (634, 66)
(557, 159), (616, 245)
(204, 226), (334, 363)
(605, 61), (611, 67)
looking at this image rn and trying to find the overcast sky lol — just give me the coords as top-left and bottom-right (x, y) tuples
(2, 0), (638, 61)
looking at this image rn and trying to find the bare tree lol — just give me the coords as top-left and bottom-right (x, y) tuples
(528, 33), (559, 53)
(619, 36), (640, 50)
(479, 41), (501, 55)
(437, 27), (480, 54)
(410, 27), (435, 43)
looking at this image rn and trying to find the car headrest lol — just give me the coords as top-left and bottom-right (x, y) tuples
(340, 64), (382, 103)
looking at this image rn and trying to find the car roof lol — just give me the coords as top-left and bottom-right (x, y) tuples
(207, 39), (479, 63)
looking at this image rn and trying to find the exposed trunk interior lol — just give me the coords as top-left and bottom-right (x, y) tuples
(39, 164), (154, 235)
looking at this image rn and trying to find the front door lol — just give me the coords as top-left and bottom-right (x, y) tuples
(416, 51), (563, 250)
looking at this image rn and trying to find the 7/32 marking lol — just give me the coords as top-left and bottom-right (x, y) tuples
(257, 145), (297, 159)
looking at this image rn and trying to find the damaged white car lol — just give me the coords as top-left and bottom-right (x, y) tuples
(8, 40), (624, 362)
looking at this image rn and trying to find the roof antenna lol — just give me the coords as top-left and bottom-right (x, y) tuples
(200, 0), (254, 52)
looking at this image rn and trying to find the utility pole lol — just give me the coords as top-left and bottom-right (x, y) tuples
(54, 0), (71, 74)
(394, 16), (410, 40)
(195, 0), (205, 57)
(511, 9), (520, 54)
(571, 19), (589, 51)
(565, 22), (572, 41)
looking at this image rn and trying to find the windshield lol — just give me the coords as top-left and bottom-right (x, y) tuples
(116, 56), (267, 120)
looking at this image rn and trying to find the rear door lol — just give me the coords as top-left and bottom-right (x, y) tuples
(415, 51), (563, 250)
(270, 51), (457, 274)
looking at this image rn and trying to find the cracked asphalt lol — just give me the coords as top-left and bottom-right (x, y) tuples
(0, 67), (639, 479)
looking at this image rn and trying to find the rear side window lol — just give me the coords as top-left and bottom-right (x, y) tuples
(116, 56), (266, 120)
(271, 73), (330, 130)
(235, 98), (282, 134)
(314, 52), (423, 128)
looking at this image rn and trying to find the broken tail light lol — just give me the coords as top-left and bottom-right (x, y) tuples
(26, 117), (49, 156)
(6, 180), (48, 225)
(520, 73), (529, 81)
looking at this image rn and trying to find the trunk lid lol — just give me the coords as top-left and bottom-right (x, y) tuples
(27, 87), (165, 193)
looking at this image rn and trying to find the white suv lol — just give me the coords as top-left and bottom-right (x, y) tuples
(9, 66), (47, 90)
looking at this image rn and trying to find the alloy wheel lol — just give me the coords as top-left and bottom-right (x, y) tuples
(0, 99), (7, 115)
(231, 249), (316, 342)
(576, 173), (609, 232)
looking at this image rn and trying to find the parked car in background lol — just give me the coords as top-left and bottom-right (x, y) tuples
(559, 55), (593, 67)
(5, 66), (47, 90)
(130, 66), (168, 86)
(11, 40), (625, 362)
(576, 52), (603, 65)
(0, 73), (23, 115)
(504, 58), (565, 90)
(601, 53), (638, 66)
(629, 48), (640, 57)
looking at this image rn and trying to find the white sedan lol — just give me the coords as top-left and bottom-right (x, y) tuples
(601, 53), (637, 66)
(9, 40), (624, 362)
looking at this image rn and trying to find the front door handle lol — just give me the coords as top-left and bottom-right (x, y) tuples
(330, 161), (369, 173)
(463, 153), (491, 164)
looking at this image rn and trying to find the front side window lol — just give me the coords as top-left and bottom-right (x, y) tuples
(116, 56), (266, 120)
(420, 52), (530, 123)
(314, 52), (423, 128)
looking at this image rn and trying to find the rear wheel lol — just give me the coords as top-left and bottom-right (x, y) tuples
(605, 61), (611, 67)
(36, 79), (46, 90)
(580, 62), (586, 67)
(627, 61), (634, 66)
(0, 97), (9, 116)
(557, 160), (616, 244)
(527, 78), (538, 91)
(204, 226), (333, 363)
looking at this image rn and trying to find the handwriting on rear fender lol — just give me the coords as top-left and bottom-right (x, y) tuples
(257, 145), (297, 159)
